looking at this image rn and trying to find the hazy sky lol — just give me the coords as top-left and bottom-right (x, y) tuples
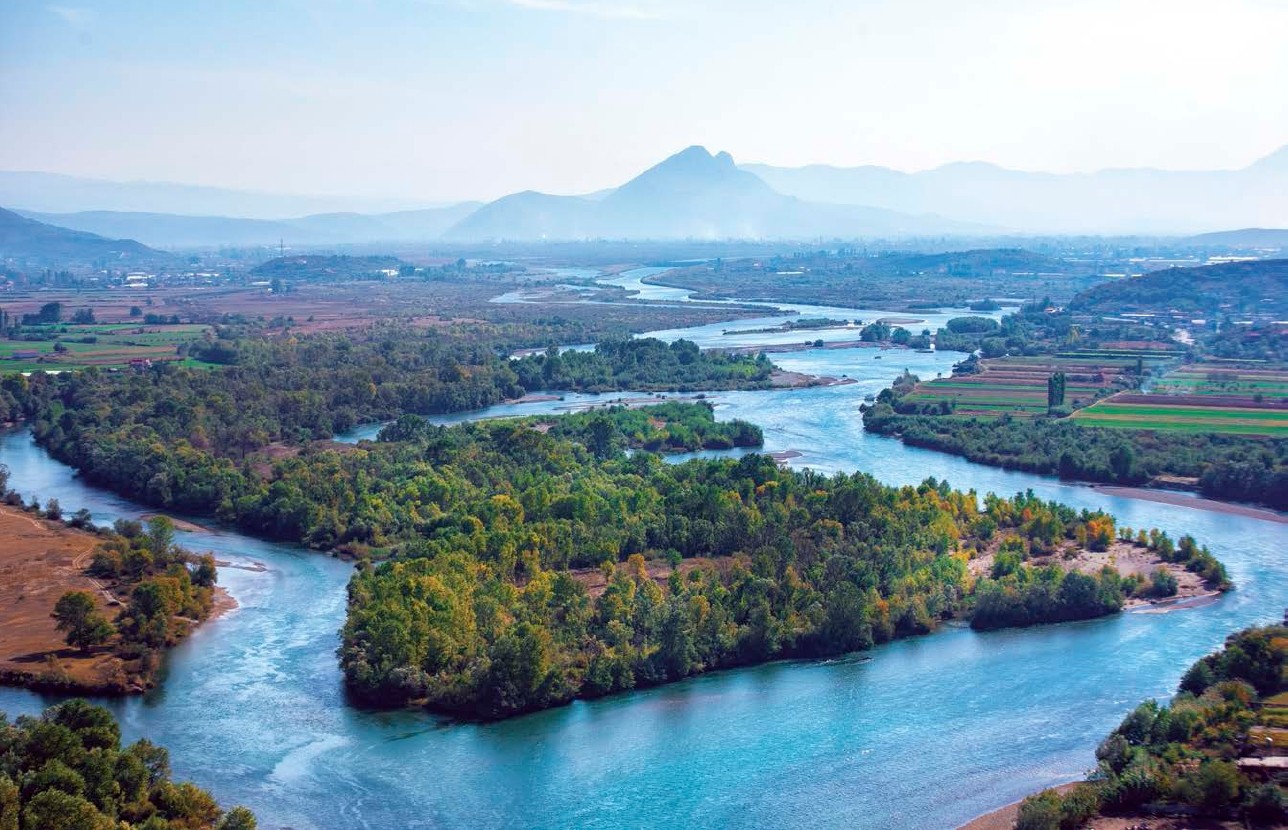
(2, 0), (1286, 202)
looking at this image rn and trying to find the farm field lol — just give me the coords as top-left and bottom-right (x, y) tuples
(0, 323), (212, 372)
(1148, 363), (1288, 404)
(1072, 401), (1288, 436)
(1071, 361), (1288, 437)
(897, 347), (1178, 418)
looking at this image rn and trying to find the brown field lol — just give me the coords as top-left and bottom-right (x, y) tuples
(0, 504), (232, 694)
(0, 277), (764, 338)
(0, 505), (137, 692)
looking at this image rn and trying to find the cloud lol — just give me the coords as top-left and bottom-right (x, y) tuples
(47, 5), (96, 30)
(505, 0), (665, 20)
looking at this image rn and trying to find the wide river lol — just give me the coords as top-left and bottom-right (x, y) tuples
(1, 268), (1285, 830)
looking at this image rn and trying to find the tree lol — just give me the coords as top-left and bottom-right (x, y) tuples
(37, 302), (63, 324)
(1047, 372), (1066, 410)
(20, 789), (112, 830)
(218, 807), (258, 830)
(52, 591), (114, 653)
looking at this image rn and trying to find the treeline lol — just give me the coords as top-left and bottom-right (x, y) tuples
(863, 402), (1288, 510)
(1016, 624), (1287, 829)
(383, 401), (763, 457)
(971, 566), (1125, 630)
(528, 401), (762, 455)
(2, 332), (776, 512)
(511, 337), (775, 393)
(0, 699), (255, 829)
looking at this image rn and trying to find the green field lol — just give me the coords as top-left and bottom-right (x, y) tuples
(0, 324), (212, 372)
(1072, 402), (1288, 436)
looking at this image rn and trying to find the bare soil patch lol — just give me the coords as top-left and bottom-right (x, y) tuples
(0, 505), (232, 694)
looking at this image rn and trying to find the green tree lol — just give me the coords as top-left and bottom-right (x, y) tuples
(1046, 372), (1066, 410)
(218, 807), (258, 830)
(51, 592), (114, 653)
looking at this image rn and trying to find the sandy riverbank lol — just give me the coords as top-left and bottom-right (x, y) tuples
(959, 783), (1246, 830)
(957, 783), (1081, 830)
(1089, 485), (1287, 525)
(140, 513), (213, 533)
(968, 538), (1223, 610)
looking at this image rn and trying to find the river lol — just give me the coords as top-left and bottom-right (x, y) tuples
(0, 268), (1284, 830)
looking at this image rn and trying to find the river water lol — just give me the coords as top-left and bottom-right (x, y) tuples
(1, 269), (1284, 830)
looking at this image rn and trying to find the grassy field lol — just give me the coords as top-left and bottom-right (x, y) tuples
(898, 348), (1178, 418)
(1070, 362), (1288, 437)
(1072, 402), (1288, 436)
(1149, 363), (1288, 403)
(0, 323), (212, 372)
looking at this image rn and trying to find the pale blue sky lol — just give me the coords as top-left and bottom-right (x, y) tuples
(2, 0), (1286, 201)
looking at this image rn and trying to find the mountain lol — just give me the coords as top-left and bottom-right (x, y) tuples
(445, 146), (981, 241)
(743, 145), (1288, 234)
(1181, 228), (1288, 249)
(0, 171), (430, 219)
(1069, 259), (1288, 318)
(19, 203), (483, 249)
(18, 210), (323, 249)
(0, 207), (164, 264)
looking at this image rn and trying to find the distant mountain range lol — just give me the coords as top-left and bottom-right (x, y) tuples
(743, 146), (1288, 234)
(1180, 228), (1288, 249)
(3, 144), (1286, 250)
(0, 207), (164, 264)
(444, 146), (982, 241)
(17, 204), (481, 249)
(0, 171), (433, 219)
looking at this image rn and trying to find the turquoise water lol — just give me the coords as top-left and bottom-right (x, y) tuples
(0, 271), (1284, 830)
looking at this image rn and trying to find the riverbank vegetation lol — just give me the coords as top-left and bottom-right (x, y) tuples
(1013, 624), (1287, 829)
(863, 263), (1288, 510)
(656, 249), (1107, 309)
(0, 500), (224, 695)
(0, 698), (256, 829)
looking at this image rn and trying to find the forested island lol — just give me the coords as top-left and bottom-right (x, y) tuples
(999, 624), (1287, 830)
(0, 699), (256, 829)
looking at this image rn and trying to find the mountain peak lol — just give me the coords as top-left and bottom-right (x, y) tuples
(1249, 144), (1288, 172)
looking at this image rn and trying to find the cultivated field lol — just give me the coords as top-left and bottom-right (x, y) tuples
(0, 323), (211, 372)
(1072, 361), (1288, 436)
(898, 347), (1179, 417)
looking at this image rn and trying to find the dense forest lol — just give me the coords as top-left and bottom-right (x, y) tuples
(864, 386), (1288, 509)
(335, 425), (1154, 717)
(0, 699), (255, 829)
(0, 332), (774, 513)
(1016, 624), (1287, 829)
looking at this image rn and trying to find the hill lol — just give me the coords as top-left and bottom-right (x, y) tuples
(1182, 228), (1288, 249)
(250, 254), (409, 281)
(0, 206), (164, 264)
(444, 146), (984, 241)
(20, 202), (482, 248)
(1069, 259), (1288, 317)
(744, 144), (1288, 234)
(0, 169), (428, 218)
(20, 209), (325, 248)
